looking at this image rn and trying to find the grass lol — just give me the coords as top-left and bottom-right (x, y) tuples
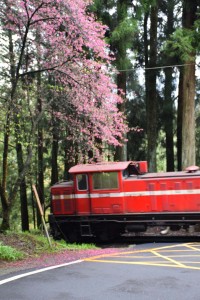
(0, 243), (25, 261)
(55, 239), (98, 251)
(0, 230), (98, 262)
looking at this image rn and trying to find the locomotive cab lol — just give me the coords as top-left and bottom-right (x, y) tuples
(49, 161), (136, 241)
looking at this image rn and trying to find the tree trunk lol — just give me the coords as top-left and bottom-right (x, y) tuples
(51, 130), (59, 185)
(16, 142), (29, 231)
(0, 29), (15, 231)
(37, 71), (44, 228)
(164, 0), (175, 171)
(0, 184), (11, 231)
(177, 68), (183, 170)
(179, 0), (197, 169)
(0, 111), (11, 231)
(164, 67), (175, 171)
(114, 0), (127, 161)
(14, 47), (29, 230)
(114, 71), (127, 161)
(181, 63), (196, 169)
(146, 3), (158, 172)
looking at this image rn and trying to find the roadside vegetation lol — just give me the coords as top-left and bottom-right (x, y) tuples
(0, 231), (98, 262)
(0, 243), (24, 261)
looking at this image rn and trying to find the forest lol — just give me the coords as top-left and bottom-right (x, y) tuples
(0, 0), (200, 231)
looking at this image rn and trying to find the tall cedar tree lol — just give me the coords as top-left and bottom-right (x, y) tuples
(178, 0), (197, 170)
(114, 0), (128, 161)
(146, 2), (158, 172)
(163, 0), (175, 171)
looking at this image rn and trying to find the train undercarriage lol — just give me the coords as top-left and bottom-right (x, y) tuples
(48, 212), (200, 243)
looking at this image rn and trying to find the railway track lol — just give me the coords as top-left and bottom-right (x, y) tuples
(94, 228), (200, 246)
(81, 233), (200, 248)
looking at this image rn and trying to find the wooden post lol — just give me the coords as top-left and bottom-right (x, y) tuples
(32, 184), (52, 248)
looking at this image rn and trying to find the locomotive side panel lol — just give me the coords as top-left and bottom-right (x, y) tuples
(123, 179), (165, 213)
(184, 179), (200, 211)
(51, 182), (75, 215)
(91, 197), (123, 214)
(123, 178), (147, 212)
(123, 176), (200, 213)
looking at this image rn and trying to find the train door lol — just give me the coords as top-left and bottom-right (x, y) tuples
(75, 174), (91, 214)
(90, 171), (123, 214)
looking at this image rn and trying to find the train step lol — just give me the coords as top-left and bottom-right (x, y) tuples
(80, 223), (93, 237)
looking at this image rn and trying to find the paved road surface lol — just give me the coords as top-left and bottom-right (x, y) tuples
(1, 243), (200, 300)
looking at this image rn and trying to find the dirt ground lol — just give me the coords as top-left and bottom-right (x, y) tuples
(0, 233), (41, 257)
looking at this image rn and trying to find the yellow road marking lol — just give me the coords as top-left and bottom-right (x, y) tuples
(84, 243), (200, 270)
(166, 254), (200, 258)
(84, 258), (176, 267)
(112, 255), (160, 258)
(184, 243), (200, 251)
(151, 250), (185, 268)
(84, 258), (200, 270)
(158, 249), (199, 252)
(177, 261), (200, 264)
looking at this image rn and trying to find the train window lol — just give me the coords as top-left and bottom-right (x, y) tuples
(123, 168), (129, 178)
(93, 172), (118, 190)
(77, 174), (88, 191)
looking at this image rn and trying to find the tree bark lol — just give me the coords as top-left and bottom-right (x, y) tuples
(177, 68), (183, 170)
(16, 142), (29, 231)
(181, 63), (196, 169)
(51, 130), (59, 185)
(179, 0), (197, 169)
(146, 3), (158, 172)
(0, 184), (11, 231)
(0, 28), (16, 231)
(114, 0), (127, 161)
(37, 71), (44, 228)
(164, 69), (175, 171)
(164, 0), (175, 171)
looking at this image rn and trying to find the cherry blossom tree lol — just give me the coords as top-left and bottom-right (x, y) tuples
(0, 0), (128, 230)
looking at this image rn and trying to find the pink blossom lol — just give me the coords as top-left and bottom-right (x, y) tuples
(1, 0), (128, 161)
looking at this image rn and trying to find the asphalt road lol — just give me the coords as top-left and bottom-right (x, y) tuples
(1, 242), (200, 300)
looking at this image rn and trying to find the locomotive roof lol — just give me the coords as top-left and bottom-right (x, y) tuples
(51, 180), (73, 188)
(141, 170), (200, 179)
(69, 161), (133, 174)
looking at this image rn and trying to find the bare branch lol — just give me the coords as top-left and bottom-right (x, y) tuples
(19, 58), (71, 77)
(29, 1), (45, 21)
(30, 17), (56, 26)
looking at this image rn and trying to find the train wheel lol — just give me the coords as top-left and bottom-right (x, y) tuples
(66, 231), (81, 243)
(49, 223), (62, 240)
(96, 231), (110, 242)
(95, 223), (121, 242)
(62, 225), (81, 243)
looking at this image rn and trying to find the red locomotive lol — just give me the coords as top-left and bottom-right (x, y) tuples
(48, 161), (200, 242)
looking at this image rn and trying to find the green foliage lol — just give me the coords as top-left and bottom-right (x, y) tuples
(140, 0), (158, 13)
(111, 17), (137, 44)
(0, 243), (24, 261)
(90, 0), (115, 13)
(194, 18), (200, 53)
(163, 28), (195, 62)
(56, 240), (98, 251)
